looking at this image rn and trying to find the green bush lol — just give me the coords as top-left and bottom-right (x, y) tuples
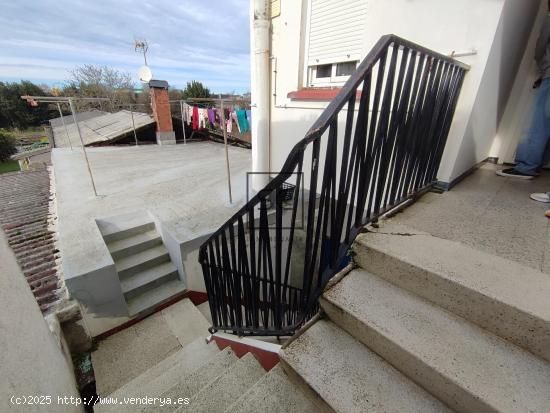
(0, 129), (17, 162)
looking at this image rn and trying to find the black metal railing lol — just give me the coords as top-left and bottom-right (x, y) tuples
(199, 35), (468, 336)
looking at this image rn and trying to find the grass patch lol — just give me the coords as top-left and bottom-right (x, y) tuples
(0, 160), (20, 174)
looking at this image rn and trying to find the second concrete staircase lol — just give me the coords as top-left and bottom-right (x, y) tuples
(100, 214), (185, 316)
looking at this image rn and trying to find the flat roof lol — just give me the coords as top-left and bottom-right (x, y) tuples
(52, 142), (252, 278)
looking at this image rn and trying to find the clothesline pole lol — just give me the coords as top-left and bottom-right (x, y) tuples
(56, 102), (72, 151)
(129, 105), (138, 146)
(220, 99), (233, 204)
(179, 100), (187, 144)
(68, 98), (98, 197)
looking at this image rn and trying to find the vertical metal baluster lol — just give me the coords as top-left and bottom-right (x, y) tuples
(301, 138), (321, 308)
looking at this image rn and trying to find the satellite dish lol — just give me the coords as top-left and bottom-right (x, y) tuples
(138, 65), (152, 83)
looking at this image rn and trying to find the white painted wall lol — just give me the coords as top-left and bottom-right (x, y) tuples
(267, 0), (541, 184)
(0, 233), (82, 413)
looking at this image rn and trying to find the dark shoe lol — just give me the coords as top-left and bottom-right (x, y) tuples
(496, 168), (535, 180)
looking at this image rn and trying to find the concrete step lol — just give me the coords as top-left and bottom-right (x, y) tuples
(161, 298), (211, 347)
(121, 261), (179, 300)
(185, 353), (265, 413)
(321, 268), (550, 413)
(115, 244), (170, 279)
(225, 364), (318, 413)
(139, 347), (239, 413)
(127, 278), (185, 316)
(103, 221), (155, 243)
(353, 224), (550, 362)
(197, 301), (212, 324)
(280, 319), (451, 413)
(107, 229), (162, 260)
(96, 338), (219, 412)
(98, 210), (155, 243)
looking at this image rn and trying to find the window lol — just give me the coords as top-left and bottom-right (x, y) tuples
(315, 64), (332, 79)
(336, 61), (357, 77)
(309, 61), (359, 86)
(305, 0), (367, 87)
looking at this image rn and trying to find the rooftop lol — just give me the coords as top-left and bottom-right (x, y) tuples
(52, 141), (251, 282)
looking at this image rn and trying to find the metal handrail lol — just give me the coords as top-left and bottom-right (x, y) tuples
(199, 34), (468, 336)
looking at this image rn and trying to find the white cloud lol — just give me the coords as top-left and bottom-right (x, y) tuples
(0, 0), (251, 92)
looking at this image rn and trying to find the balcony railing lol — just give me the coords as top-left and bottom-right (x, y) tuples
(199, 35), (468, 336)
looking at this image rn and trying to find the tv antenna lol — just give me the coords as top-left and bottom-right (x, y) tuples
(134, 38), (149, 66)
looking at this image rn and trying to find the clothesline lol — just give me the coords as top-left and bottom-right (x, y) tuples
(178, 101), (252, 135)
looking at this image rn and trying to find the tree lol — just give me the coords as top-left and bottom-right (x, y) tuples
(0, 81), (55, 129)
(182, 81), (210, 99)
(0, 129), (17, 162)
(65, 64), (136, 109)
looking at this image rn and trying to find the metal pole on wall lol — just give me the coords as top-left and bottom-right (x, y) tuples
(130, 105), (138, 146)
(179, 100), (187, 144)
(220, 99), (232, 204)
(56, 102), (72, 150)
(69, 98), (98, 197)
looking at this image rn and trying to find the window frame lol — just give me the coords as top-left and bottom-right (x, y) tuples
(308, 59), (359, 87)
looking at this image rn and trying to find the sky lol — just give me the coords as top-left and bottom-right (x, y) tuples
(0, 0), (251, 93)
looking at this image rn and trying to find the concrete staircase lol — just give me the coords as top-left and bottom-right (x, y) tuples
(95, 299), (319, 413)
(94, 221), (550, 413)
(280, 223), (550, 413)
(100, 215), (184, 316)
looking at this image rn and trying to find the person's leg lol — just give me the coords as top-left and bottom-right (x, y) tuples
(541, 134), (550, 169)
(514, 79), (550, 175)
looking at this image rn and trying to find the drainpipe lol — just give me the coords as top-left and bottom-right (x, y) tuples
(251, 0), (271, 192)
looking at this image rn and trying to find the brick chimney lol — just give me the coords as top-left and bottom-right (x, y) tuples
(149, 80), (176, 145)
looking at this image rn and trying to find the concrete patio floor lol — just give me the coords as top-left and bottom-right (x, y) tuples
(390, 163), (550, 274)
(52, 142), (251, 335)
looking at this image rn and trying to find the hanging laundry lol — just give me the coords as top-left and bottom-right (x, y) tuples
(245, 109), (251, 126)
(192, 106), (199, 130)
(207, 108), (215, 125)
(214, 108), (221, 126)
(186, 104), (193, 125)
(199, 108), (208, 129)
(226, 118), (232, 134)
(232, 111), (241, 134)
(236, 110), (249, 133)
(181, 103), (189, 124)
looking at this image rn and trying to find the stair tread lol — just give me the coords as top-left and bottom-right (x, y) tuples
(322, 268), (550, 412)
(225, 364), (317, 413)
(196, 301), (212, 324)
(120, 261), (178, 294)
(107, 229), (161, 254)
(96, 338), (219, 412)
(99, 211), (153, 238)
(127, 279), (185, 316)
(148, 347), (238, 413)
(115, 244), (169, 273)
(186, 353), (265, 413)
(161, 299), (211, 347)
(280, 319), (451, 413)
(354, 224), (550, 362)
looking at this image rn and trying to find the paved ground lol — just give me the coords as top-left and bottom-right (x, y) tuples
(391, 163), (550, 274)
(0, 168), (65, 313)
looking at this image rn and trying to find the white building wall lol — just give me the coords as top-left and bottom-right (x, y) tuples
(268, 0), (541, 184)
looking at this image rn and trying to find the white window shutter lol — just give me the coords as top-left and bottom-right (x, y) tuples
(307, 0), (368, 66)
